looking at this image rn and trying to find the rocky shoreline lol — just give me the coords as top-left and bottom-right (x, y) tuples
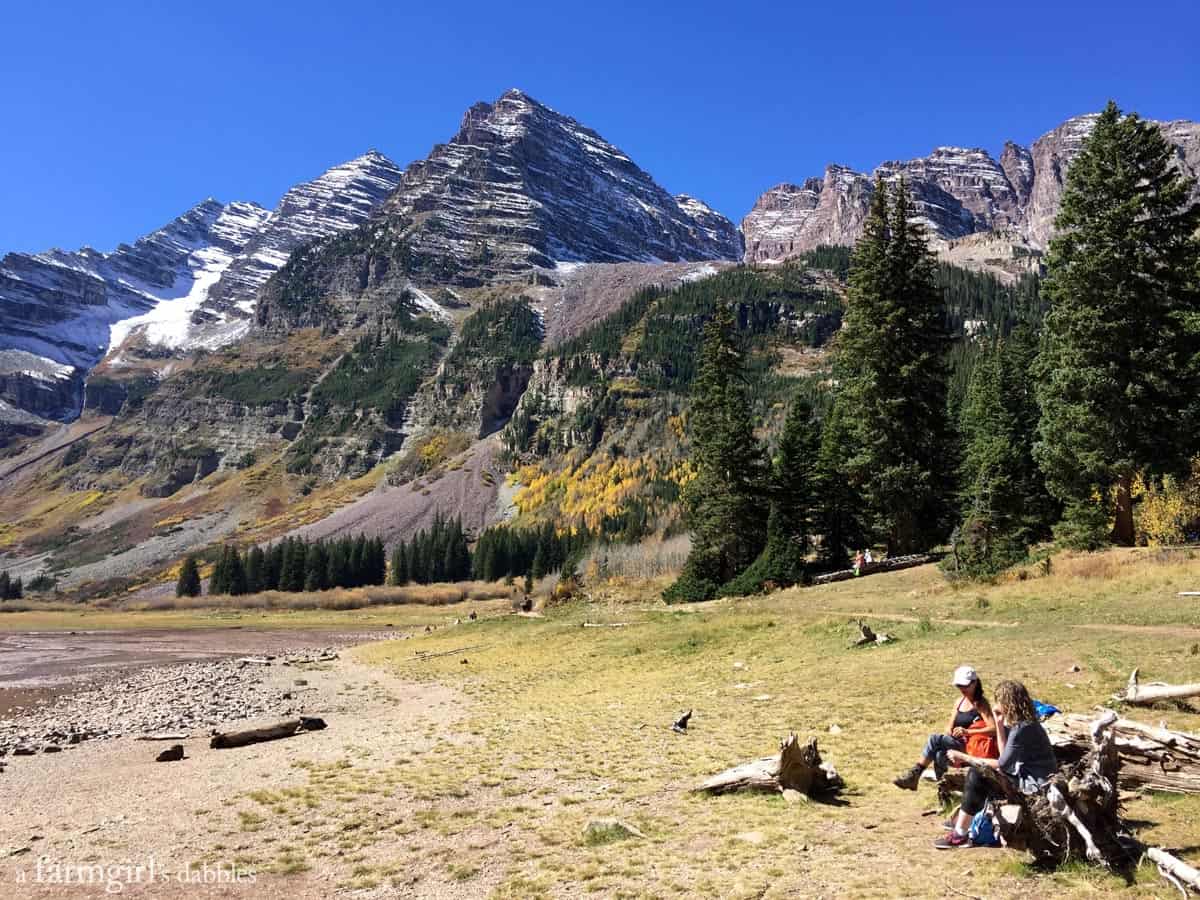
(0, 631), (405, 767)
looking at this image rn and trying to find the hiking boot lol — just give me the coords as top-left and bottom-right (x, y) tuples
(934, 831), (971, 849)
(892, 764), (924, 791)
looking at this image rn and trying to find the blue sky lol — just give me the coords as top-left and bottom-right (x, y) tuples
(2, 0), (1198, 253)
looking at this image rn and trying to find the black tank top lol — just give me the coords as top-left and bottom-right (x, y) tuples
(953, 701), (980, 730)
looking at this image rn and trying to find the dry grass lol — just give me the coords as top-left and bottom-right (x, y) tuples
(198, 547), (1200, 897)
(130, 580), (516, 612)
(579, 534), (690, 580)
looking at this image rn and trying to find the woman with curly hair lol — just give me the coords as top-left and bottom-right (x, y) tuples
(934, 679), (1057, 849)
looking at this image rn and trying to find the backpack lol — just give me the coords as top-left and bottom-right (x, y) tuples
(968, 803), (1000, 847)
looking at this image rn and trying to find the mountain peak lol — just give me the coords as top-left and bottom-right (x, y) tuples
(384, 92), (742, 280)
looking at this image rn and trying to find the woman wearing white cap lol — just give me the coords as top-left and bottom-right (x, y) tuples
(892, 665), (997, 790)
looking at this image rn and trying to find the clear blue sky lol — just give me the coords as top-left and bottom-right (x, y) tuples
(2, 0), (1198, 253)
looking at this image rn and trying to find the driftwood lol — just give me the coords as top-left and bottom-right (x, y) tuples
(1147, 847), (1200, 896)
(210, 716), (327, 749)
(1121, 669), (1200, 707)
(1047, 712), (1200, 794)
(236, 656), (273, 666)
(812, 554), (934, 585)
(694, 733), (843, 797)
(135, 733), (189, 741)
(582, 622), (631, 628)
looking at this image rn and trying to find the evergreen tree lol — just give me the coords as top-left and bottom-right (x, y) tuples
(350, 535), (367, 587)
(305, 542), (330, 592)
(209, 549), (229, 596)
(952, 327), (1057, 575)
(328, 540), (350, 589)
(664, 303), (770, 602)
(723, 395), (822, 594)
(9, 577), (21, 600)
(265, 543), (285, 591)
(389, 543), (409, 586)
(283, 538), (307, 592)
(227, 547), (248, 596)
(1034, 101), (1200, 547)
(0, 571), (9, 601)
(823, 177), (952, 554)
(245, 546), (266, 594)
(176, 555), (202, 598)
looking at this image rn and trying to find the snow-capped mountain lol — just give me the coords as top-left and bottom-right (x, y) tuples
(202, 150), (403, 318)
(743, 113), (1200, 267)
(0, 151), (403, 421)
(381, 89), (743, 278)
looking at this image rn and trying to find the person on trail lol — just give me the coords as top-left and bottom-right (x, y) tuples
(864, 549), (874, 565)
(933, 679), (1057, 849)
(853, 550), (865, 576)
(893, 665), (997, 790)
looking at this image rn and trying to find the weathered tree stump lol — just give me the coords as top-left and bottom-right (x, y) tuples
(1046, 712), (1200, 794)
(693, 733), (843, 797)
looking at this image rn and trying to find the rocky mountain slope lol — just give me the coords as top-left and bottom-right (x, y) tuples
(0, 153), (403, 424)
(378, 89), (742, 281)
(743, 113), (1200, 273)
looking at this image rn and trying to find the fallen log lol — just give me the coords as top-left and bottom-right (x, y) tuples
(1147, 847), (1200, 896)
(812, 554), (934, 585)
(582, 622), (631, 628)
(210, 716), (327, 749)
(1046, 712), (1200, 794)
(236, 657), (273, 666)
(693, 733), (843, 797)
(135, 733), (189, 741)
(1121, 669), (1200, 707)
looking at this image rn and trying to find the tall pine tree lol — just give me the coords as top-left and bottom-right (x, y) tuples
(723, 394), (821, 594)
(824, 177), (952, 555)
(664, 303), (769, 602)
(1034, 101), (1200, 547)
(176, 555), (202, 598)
(952, 327), (1057, 575)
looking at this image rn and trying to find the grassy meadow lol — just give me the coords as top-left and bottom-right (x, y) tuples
(140, 547), (1200, 897)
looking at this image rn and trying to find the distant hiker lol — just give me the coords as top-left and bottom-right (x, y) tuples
(864, 549), (874, 565)
(893, 665), (996, 790)
(934, 679), (1056, 849)
(853, 550), (865, 576)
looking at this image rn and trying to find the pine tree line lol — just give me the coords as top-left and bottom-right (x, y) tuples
(0, 570), (24, 601)
(469, 522), (593, 584)
(199, 534), (388, 596)
(387, 514), (472, 586)
(668, 101), (1200, 592)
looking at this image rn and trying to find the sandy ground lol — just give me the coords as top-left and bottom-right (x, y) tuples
(0, 648), (464, 899)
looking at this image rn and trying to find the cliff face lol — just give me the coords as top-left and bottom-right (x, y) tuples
(742, 113), (1200, 271)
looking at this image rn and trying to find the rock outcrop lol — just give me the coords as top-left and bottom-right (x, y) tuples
(743, 113), (1200, 269)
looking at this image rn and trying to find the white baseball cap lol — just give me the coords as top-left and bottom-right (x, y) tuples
(952, 665), (978, 687)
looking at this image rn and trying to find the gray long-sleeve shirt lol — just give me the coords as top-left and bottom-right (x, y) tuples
(998, 720), (1057, 793)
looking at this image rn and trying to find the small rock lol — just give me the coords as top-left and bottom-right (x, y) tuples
(1067, 664), (1081, 673)
(751, 695), (772, 702)
(155, 744), (185, 763)
(733, 661), (746, 670)
(13, 747), (35, 757)
(828, 723), (843, 735)
(294, 679), (308, 687)
(782, 789), (808, 805)
(43, 745), (62, 754)
(735, 831), (766, 845)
